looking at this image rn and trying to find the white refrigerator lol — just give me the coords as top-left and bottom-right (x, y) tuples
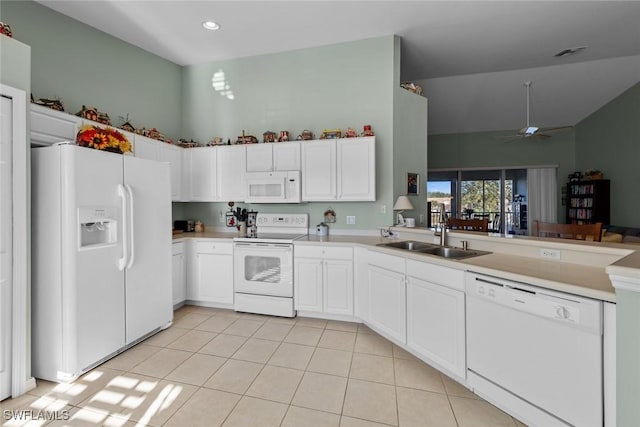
(31, 144), (172, 382)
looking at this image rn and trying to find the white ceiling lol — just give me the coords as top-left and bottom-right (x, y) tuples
(35, 0), (640, 133)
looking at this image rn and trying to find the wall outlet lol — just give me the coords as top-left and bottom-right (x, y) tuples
(540, 248), (561, 260)
(380, 205), (386, 214)
(219, 210), (225, 223)
(346, 216), (356, 225)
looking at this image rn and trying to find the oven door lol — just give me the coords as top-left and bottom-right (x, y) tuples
(233, 242), (293, 297)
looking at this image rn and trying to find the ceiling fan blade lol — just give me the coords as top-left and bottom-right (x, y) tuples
(538, 125), (574, 134)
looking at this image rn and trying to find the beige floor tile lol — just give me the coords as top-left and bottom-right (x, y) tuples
(0, 392), (58, 413)
(238, 312), (270, 321)
(164, 387), (240, 427)
(129, 348), (192, 378)
(182, 305), (230, 316)
(394, 358), (445, 394)
(449, 396), (517, 427)
(296, 317), (328, 329)
(47, 406), (127, 427)
(282, 405), (341, 427)
(231, 338), (279, 363)
(349, 353), (394, 385)
(307, 347), (353, 377)
(391, 344), (418, 361)
(266, 316), (298, 325)
(284, 325), (324, 346)
(204, 359), (263, 394)
(343, 379), (398, 426)
(222, 318), (265, 337)
(340, 416), (392, 426)
(102, 344), (159, 371)
(291, 372), (348, 414)
(24, 379), (58, 398)
(318, 330), (357, 351)
(246, 365), (304, 404)
(441, 373), (480, 400)
(35, 368), (124, 407)
(198, 333), (247, 358)
(171, 312), (211, 329)
(172, 305), (191, 319)
(357, 324), (376, 335)
(165, 353), (226, 386)
(253, 322), (293, 341)
(166, 329), (217, 352)
(222, 396), (288, 427)
(326, 320), (359, 333)
(513, 417), (529, 426)
(396, 386), (457, 427)
(354, 333), (393, 357)
(268, 343), (315, 370)
(143, 326), (189, 347)
(195, 315), (237, 333)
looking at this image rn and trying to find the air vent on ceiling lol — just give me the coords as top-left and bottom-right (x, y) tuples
(554, 46), (588, 58)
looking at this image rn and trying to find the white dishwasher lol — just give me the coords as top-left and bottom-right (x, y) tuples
(466, 272), (602, 427)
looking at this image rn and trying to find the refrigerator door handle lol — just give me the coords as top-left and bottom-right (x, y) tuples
(125, 184), (135, 269)
(117, 184), (128, 271)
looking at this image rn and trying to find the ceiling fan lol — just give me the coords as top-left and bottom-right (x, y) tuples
(504, 81), (573, 142)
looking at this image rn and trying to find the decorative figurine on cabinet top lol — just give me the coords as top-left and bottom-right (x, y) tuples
(320, 129), (342, 139)
(297, 130), (314, 140)
(263, 131), (277, 143)
(344, 127), (358, 138)
(279, 131), (290, 142)
(361, 125), (374, 137)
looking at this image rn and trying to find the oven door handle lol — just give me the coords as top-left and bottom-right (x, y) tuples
(234, 243), (292, 251)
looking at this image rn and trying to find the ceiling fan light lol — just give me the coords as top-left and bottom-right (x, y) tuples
(524, 126), (539, 135)
(202, 21), (220, 31)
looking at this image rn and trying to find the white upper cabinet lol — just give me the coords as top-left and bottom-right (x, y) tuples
(188, 147), (217, 201)
(216, 145), (246, 202)
(246, 142), (300, 172)
(133, 134), (160, 161)
(301, 137), (375, 202)
(30, 104), (82, 146)
(158, 143), (184, 201)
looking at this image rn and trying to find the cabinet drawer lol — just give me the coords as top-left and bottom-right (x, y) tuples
(172, 241), (185, 255)
(406, 259), (464, 291)
(367, 250), (405, 274)
(295, 245), (353, 260)
(196, 241), (233, 255)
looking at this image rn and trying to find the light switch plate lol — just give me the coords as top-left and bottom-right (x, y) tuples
(346, 216), (356, 225)
(540, 248), (561, 260)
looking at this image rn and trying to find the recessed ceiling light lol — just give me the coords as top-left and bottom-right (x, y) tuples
(554, 46), (588, 58)
(202, 21), (220, 31)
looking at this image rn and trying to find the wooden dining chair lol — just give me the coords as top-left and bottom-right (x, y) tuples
(448, 217), (489, 232)
(532, 220), (603, 242)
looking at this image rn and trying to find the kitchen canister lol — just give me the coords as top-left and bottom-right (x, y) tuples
(316, 222), (328, 237)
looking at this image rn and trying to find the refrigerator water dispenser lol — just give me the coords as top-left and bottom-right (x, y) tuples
(79, 207), (117, 248)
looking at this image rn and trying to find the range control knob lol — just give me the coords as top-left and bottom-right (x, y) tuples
(555, 306), (571, 320)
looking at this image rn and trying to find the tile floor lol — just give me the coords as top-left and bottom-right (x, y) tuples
(1, 306), (528, 426)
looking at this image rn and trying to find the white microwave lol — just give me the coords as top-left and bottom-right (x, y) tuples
(245, 171), (301, 203)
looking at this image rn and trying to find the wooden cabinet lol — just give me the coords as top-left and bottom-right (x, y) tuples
(216, 145), (246, 202)
(246, 141), (300, 172)
(187, 240), (233, 306)
(172, 241), (186, 307)
(566, 180), (610, 224)
(406, 259), (465, 379)
(30, 104), (82, 146)
(187, 147), (217, 201)
(365, 251), (406, 343)
(294, 245), (354, 316)
(301, 137), (375, 201)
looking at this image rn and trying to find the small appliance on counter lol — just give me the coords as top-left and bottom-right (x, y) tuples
(174, 220), (195, 232)
(316, 222), (328, 236)
(247, 211), (258, 238)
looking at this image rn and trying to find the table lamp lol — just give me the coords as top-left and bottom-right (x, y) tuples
(393, 195), (414, 226)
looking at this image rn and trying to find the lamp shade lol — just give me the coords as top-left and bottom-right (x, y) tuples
(393, 195), (414, 211)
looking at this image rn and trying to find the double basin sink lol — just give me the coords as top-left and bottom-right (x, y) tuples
(377, 240), (490, 260)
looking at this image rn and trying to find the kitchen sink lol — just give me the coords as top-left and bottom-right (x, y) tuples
(378, 241), (490, 259)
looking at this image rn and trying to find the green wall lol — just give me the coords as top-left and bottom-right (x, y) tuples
(575, 82), (640, 228)
(180, 36), (404, 230)
(428, 129), (576, 222)
(0, 0), (183, 140)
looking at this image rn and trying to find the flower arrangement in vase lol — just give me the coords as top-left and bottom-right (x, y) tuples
(76, 124), (132, 154)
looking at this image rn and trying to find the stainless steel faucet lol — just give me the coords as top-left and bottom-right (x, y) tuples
(434, 203), (448, 247)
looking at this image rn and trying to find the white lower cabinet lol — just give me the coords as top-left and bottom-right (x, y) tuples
(406, 259), (466, 379)
(172, 242), (186, 306)
(294, 245), (353, 316)
(187, 240), (233, 306)
(365, 251), (406, 343)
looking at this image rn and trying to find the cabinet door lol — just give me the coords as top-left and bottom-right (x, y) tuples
(407, 277), (465, 378)
(195, 252), (234, 304)
(273, 142), (300, 171)
(172, 250), (186, 306)
(217, 145), (246, 201)
(367, 265), (406, 343)
(158, 144), (183, 201)
(246, 144), (273, 172)
(30, 104), (82, 146)
(337, 137), (375, 201)
(324, 259), (354, 315)
(294, 258), (323, 312)
(188, 147), (217, 201)
(301, 140), (336, 201)
(134, 134), (160, 161)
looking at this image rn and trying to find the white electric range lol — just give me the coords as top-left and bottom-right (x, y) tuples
(233, 213), (308, 317)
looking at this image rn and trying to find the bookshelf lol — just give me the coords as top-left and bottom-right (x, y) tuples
(566, 180), (610, 224)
